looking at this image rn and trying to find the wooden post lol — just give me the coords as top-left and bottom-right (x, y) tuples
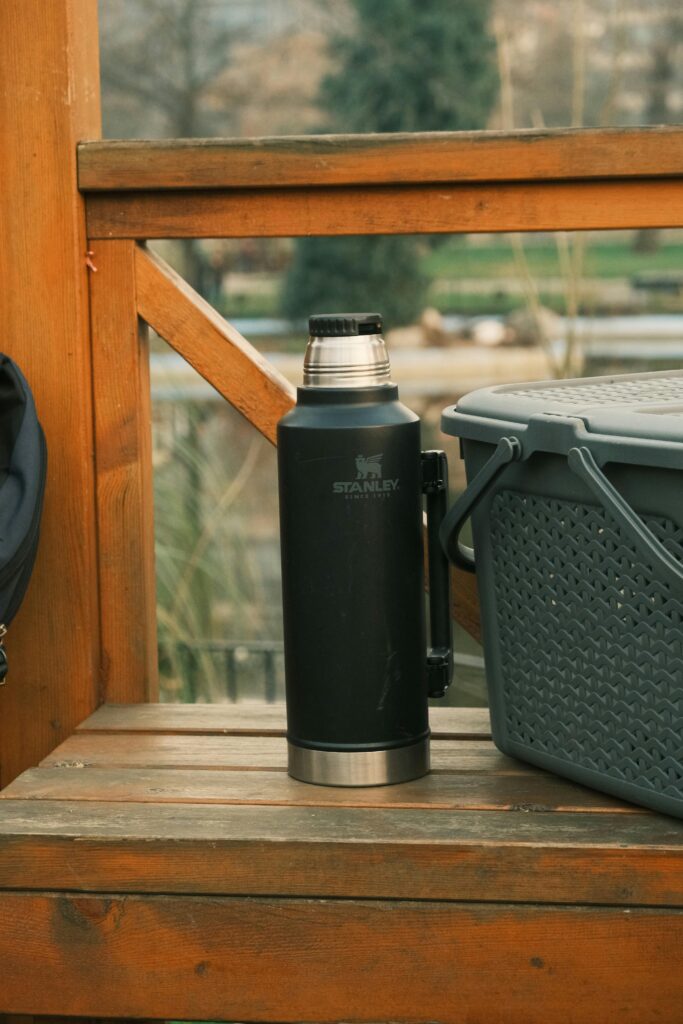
(89, 240), (159, 702)
(0, 0), (102, 785)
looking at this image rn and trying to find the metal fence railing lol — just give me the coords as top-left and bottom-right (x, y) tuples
(168, 639), (283, 703)
(162, 639), (486, 706)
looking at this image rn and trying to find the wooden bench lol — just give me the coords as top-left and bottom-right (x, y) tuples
(1, 702), (683, 1022)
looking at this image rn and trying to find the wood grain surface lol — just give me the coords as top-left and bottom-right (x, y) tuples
(37, 731), (510, 772)
(450, 567), (482, 643)
(3, 764), (642, 813)
(2, 892), (683, 1022)
(2, 704), (683, 909)
(78, 126), (683, 191)
(1, 797), (681, 906)
(3, 701), (683, 1019)
(86, 177), (683, 239)
(75, 702), (491, 737)
(135, 245), (296, 443)
(89, 240), (158, 703)
(0, 0), (102, 787)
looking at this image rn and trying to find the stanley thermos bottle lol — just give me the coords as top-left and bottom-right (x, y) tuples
(277, 313), (452, 786)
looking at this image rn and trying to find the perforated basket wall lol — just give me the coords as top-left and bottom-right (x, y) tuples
(490, 489), (683, 802)
(504, 375), (683, 406)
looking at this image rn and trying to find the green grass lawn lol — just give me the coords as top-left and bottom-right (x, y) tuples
(219, 292), (280, 319)
(421, 238), (683, 280)
(425, 289), (682, 317)
(218, 238), (683, 322)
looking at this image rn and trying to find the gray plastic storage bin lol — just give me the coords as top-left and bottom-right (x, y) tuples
(440, 369), (683, 818)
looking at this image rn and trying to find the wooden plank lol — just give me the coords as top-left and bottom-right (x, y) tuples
(1, 765), (640, 815)
(21, 1018), (154, 1024)
(78, 126), (683, 191)
(38, 732), (511, 773)
(89, 240), (158, 703)
(135, 245), (295, 444)
(0, 0), (101, 787)
(75, 703), (491, 739)
(0, 800), (682, 905)
(452, 564), (481, 641)
(78, 700), (291, 735)
(86, 178), (683, 239)
(1, 892), (683, 1020)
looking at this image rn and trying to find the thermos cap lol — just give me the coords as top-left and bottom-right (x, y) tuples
(308, 313), (383, 337)
(304, 312), (391, 388)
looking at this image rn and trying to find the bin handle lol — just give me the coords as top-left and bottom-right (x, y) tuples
(439, 437), (522, 572)
(567, 446), (683, 594)
(441, 437), (683, 592)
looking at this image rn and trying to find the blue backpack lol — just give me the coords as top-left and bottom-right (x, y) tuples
(0, 355), (47, 682)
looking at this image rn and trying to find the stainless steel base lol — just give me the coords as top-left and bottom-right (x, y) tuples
(287, 737), (430, 787)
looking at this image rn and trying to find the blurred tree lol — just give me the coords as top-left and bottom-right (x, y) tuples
(284, 236), (427, 329)
(283, 0), (498, 328)
(320, 0), (498, 133)
(99, 0), (248, 138)
(100, 0), (259, 658)
(491, 0), (683, 131)
(633, 0), (683, 252)
(100, 0), (254, 288)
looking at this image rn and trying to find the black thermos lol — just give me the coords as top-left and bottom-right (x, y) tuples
(278, 313), (452, 786)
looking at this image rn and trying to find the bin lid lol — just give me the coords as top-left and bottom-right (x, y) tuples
(442, 369), (683, 447)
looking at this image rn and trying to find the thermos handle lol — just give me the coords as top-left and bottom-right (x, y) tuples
(421, 451), (453, 698)
(439, 437), (522, 571)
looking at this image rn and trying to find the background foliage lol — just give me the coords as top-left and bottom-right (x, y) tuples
(283, 0), (499, 327)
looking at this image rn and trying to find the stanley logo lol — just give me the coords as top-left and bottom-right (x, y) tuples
(333, 454), (399, 497)
(355, 454), (383, 479)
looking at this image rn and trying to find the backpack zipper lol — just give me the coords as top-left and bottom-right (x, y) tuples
(0, 624), (7, 685)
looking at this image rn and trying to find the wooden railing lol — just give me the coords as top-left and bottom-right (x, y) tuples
(81, 126), (683, 238)
(79, 126), (683, 708)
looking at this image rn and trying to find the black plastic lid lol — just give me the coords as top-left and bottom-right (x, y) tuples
(308, 312), (383, 337)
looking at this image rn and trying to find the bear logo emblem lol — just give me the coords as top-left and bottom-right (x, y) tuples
(355, 454), (383, 480)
